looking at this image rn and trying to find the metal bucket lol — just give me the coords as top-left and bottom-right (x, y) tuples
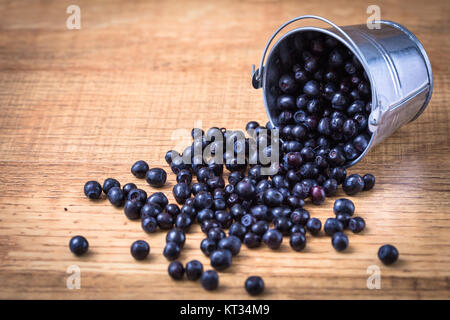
(252, 15), (433, 167)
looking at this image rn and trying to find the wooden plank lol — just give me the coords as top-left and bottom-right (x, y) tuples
(0, 0), (449, 299)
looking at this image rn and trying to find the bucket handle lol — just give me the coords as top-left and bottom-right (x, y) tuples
(252, 15), (368, 89)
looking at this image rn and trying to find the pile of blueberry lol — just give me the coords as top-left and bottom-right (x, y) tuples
(71, 31), (401, 295)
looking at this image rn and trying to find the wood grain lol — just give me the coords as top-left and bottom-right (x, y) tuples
(0, 0), (449, 299)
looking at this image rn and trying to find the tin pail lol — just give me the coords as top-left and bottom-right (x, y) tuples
(252, 15), (433, 167)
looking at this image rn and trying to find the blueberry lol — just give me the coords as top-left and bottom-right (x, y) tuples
(197, 208), (214, 223)
(306, 218), (321, 235)
(330, 167), (347, 184)
(348, 217), (365, 233)
(210, 249), (232, 270)
(103, 178), (120, 195)
(131, 160), (149, 178)
(263, 189), (284, 207)
(262, 229), (283, 249)
(291, 208), (310, 225)
(84, 181), (102, 199)
(168, 261), (184, 280)
(228, 222), (247, 240)
(218, 236), (241, 256)
(246, 121), (260, 133)
(353, 134), (370, 152)
(124, 200), (143, 220)
(208, 227), (226, 242)
(176, 169), (192, 185)
(141, 203), (162, 219)
(323, 179), (338, 197)
(130, 240), (150, 260)
(245, 276), (265, 296)
(310, 186), (326, 205)
(147, 192), (168, 210)
(163, 241), (181, 261)
(274, 217), (292, 235)
(333, 198), (355, 216)
(378, 244), (399, 265)
(69, 235), (89, 256)
(290, 232), (307, 251)
(122, 183), (137, 196)
(207, 176), (225, 190)
(363, 174), (375, 191)
(200, 238), (217, 257)
(342, 174), (365, 195)
(127, 188), (147, 204)
(251, 220), (269, 236)
(142, 216), (158, 233)
(157, 212), (174, 230)
(279, 74), (297, 93)
(183, 260), (203, 281)
(332, 232), (349, 251)
(201, 219), (221, 234)
(250, 205), (269, 221)
(243, 232), (261, 248)
(107, 187), (124, 207)
(145, 168), (167, 188)
(166, 228), (186, 248)
(194, 191), (213, 210)
(165, 150), (177, 165)
(180, 204), (196, 218)
(172, 183), (191, 204)
(303, 80), (320, 96)
(241, 214), (256, 228)
(175, 213), (192, 231)
(324, 218), (344, 236)
(201, 270), (219, 291)
(236, 181), (256, 200)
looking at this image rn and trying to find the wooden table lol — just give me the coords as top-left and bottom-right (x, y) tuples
(0, 0), (449, 300)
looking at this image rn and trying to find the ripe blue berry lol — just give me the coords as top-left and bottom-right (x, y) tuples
(290, 232), (307, 251)
(363, 174), (375, 191)
(163, 242), (181, 261)
(245, 276), (265, 296)
(103, 178), (120, 195)
(348, 216), (365, 233)
(243, 232), (261, 248)
(124, 200), (143, 220)
(210, 249), (232, 270)
(201, 270), (219, 291)
(142, 216), (158, 233)
(145, 168), (167, 188)
(84, 181), (102, 199)
(69, 235), (89, 256)
(306, 217), (321, 236)
(333, 198), (355, 216)
(378, 244), (399, 265)
(147, 192), (169, 210)
(172, 183), (191, 204)
(130, 240), (150, 260)
(131, 160), (149, 178)
(218, 236), (241, 256)
(200, 238), (217, 257)
(122, 183), (137, 196)
(262, 229), (283, 249)
(324, 218), (344, 236)
(107, 186), (124, 207)
(166, 228), (186, 248)
(168, 261), (184, 280)
(343, 174), (365, 195)
(185, 260), (203, 281)
(332, 232), (349, 251)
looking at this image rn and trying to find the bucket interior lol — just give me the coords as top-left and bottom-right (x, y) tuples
(262, 28), (375, 167)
